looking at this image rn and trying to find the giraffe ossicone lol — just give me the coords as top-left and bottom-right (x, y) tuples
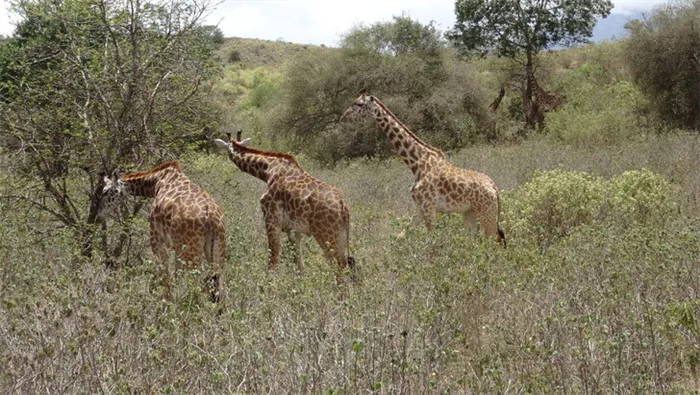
(341, 93), (506, 247)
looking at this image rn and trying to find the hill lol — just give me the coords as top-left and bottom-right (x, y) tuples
(217, 36), (328, 68)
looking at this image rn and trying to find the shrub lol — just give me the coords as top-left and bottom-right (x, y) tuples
(506, 170), (605, 250)
(271, 16), (492, 162)
(228, 49), (242, 63)
(624, 0), (700, 130)
(609, 169), (679, 225)
(506, 169), (680, 250)
(544, 77), (648, 145)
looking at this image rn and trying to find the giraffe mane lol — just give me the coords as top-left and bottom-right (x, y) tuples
(230, 140), (302, 168)
(372, 98), (446, 158)
(120, 161), (182, 180)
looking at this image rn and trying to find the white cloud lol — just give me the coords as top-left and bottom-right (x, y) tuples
(0, 0), (672, 43)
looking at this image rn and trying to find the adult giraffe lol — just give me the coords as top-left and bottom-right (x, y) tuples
(213, 132), (356, 282)
(341, 92), (506, 247)
(96, 161), (227, 303)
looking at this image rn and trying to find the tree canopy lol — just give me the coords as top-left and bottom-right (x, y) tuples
(447, 0), (613, 130)
(0, 0), (221, 260)
(447, 0), (614, 58)
(624, 0), (700, 130)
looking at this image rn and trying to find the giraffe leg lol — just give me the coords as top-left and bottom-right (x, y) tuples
(206, 230), (227, 306)
(150, 231), (171, 301)
(289, 231), (304, 273)
(476, 205), (503, 247)
(201, 215), (227, 305)
(411, 184), (436, 231)
(463, 210), (478, 235)
(313, 233), (348, 287)
(416, 202), (437, 231)
(261, 202), (282, 270)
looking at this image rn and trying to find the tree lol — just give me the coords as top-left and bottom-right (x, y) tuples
(0, 0), (221, 262)
(625, 0), (700, 130)
(447, 0), (613, 129)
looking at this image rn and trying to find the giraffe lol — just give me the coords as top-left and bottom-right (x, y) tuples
(96, 161), (227, 303)
(494, 68), (565, 129)
(341, 93), (506, 247)
(213, 132), (355, 282)
(528, 72), (564, 114)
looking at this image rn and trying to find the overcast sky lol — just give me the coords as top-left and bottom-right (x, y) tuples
(0, 0), (666, 45)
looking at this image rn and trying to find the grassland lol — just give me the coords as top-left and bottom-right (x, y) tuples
(2, 130), (700, 393)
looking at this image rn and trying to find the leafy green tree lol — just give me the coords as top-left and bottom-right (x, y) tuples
(447, 0), (613, 129)
(624, 0), (700, 130)
(0, 0), (221, 261)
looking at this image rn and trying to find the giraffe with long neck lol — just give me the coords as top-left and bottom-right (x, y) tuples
(96, 161), (227, 303)
(341, 93), (506, 247)
(214, 132), (355, 281)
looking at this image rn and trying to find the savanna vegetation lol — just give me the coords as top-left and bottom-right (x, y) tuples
(2, 0), (700, 393)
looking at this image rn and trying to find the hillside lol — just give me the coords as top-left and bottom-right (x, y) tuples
(217, 36), (328, 68)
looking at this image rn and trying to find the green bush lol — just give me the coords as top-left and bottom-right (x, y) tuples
(507, 169), (680, 250)
(271, 16), (492, 162)
(545, 77), (647, 145)
(242, 69), (280, 110)
(609, 169), (679, 225)
(228, 49), (241, 63)
(506, 170), (606, 250)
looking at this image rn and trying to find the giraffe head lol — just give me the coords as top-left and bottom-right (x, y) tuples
(95, 169), (127, 222)
(340, 91), (377, 121)
(212, 130), (252, 155)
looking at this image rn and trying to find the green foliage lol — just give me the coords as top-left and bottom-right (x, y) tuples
(507, 170), (605, 250)
(242, 69), (281, 110)
(199, 25), (225, 45)
(272, 15), (492, 162)
(448, 0), (614, 57)
(545, 78), (648, 145)
(506, 169), (679, 250)
(0, 0), (221, 260)
(624, 0), (700, 130)
(227, 49), (242, 63)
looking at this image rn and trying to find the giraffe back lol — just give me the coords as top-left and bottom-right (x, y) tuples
(150, 168), (226, 263)
(264, 165), (349, 236)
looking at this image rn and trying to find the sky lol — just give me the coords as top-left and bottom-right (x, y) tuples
(0, 0), (667, 45)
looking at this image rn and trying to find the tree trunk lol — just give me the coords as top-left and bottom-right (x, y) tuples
(523, 54), (545, 131)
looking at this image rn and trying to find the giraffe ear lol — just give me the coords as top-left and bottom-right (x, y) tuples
(111, 168), (121, 180)
(369, 95), (375, 102)
(213, 138), (231, 151)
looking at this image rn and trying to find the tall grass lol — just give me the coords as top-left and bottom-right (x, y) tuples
(2, 134), (700, 393)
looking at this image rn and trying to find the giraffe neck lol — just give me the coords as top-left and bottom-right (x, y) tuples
(121, 165), (182, 198)
(371, 100), (443, 174)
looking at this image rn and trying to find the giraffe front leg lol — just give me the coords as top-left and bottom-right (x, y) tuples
(260, 195), (283, 270)
(411, 182), (436, 231)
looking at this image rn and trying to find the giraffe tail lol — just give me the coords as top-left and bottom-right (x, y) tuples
(497, 193), (506, 249)
(343, 203), (356, 276)
(203, 216), (224, 304)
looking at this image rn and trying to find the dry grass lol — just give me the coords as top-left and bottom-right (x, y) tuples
(1, 134), (700, 393)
